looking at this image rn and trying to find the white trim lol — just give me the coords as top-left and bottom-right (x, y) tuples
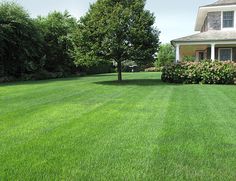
(175, 41), (236, 46)
(234, 10), (236, 28)
(221, 11), (235, 30)
(176, 44), (180, 63)
(218, 48), (233, 61)
(211, 43), (215, 60)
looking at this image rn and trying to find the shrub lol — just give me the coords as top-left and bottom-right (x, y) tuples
(161, 61), (236, 84)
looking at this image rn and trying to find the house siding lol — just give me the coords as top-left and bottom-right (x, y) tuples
(233, 48), (236, 61)
(216, 47), (219, 59)
(207, 12), (221, 30)
(201, 12), (221, 32)
(207, 48), (211, 59)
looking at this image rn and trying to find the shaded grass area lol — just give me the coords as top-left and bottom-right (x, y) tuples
(95, 79), (166, 86)
(0, 72), (235, 180)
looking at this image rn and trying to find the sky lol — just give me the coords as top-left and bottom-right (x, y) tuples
(6, 0), (215, 43)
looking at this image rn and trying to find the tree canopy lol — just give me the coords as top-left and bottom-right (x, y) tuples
(74, 0), (160, 81)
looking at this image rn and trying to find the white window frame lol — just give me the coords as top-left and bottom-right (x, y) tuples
(221, 11), (235, 30)
(218, 48), (233, 61)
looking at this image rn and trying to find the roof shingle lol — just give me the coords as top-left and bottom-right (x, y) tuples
(172, 30), (236, 43)
(202, 0), (236, 7)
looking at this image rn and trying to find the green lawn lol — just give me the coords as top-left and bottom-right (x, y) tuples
(0, 72), (236, 180)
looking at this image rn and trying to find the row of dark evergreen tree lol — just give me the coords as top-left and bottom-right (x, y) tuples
(0, 0), (160, 81)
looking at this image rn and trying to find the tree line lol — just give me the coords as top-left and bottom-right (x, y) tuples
(0, 0), (160, 82)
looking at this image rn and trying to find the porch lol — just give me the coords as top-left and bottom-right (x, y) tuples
(175, 42), (236, 62)
(172, 30), (236, 62)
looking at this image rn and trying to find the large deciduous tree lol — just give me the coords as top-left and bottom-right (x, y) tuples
(74, 0), (160, 81)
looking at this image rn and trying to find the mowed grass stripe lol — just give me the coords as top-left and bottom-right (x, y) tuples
(0, 76), (114, 115)
(146, 85), (236, 180)
(0, 74), (136, 132)
(0, 82), (137, 152)
(1, 77), (172, 180)
(67, 86), (174, 180)
(0, 72), (235, 180)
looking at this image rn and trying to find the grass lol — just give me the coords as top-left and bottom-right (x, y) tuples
(0, 72), (236, 180)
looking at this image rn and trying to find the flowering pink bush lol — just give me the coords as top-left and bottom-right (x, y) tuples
(161, 61), (236, 84)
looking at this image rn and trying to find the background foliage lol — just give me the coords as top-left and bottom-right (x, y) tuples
(0, 2), (81, 81)
(156, 43), (175, 67)
(1, 1), (159, 82)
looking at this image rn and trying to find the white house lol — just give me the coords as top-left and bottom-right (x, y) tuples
(172, 0), (236, 62)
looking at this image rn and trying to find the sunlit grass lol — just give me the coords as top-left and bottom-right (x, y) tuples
(0, 72), (235, 180)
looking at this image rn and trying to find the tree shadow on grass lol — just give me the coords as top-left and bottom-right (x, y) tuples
(87, 73), (116, 78)
(94, 79), (179, 86)
(0, 74), (116, 87)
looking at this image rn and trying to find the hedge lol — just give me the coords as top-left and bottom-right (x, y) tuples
(161, 61), (236, 84)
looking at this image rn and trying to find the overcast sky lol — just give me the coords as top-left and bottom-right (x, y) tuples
(7, 0), (215, 43)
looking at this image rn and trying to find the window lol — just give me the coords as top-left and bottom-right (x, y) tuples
(219, 48), (232, 61)
(223, 11), (234, 28)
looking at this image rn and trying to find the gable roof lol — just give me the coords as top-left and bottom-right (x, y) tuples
(202, 0), (236, 7)
(172, 30), (236, 44)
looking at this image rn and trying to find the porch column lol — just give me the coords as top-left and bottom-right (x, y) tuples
(176, 44), (180, 63)
(211, 43), (215, 61)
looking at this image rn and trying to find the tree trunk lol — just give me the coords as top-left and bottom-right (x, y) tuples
(117, 61), (122, 81)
